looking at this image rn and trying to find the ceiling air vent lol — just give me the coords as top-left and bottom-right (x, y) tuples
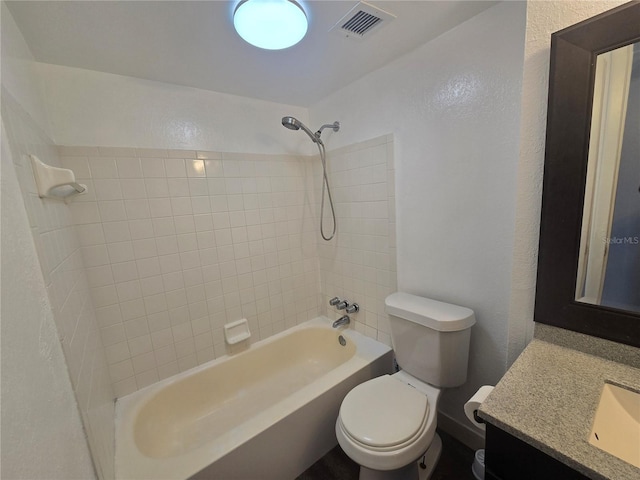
(330, 1), (396, 41)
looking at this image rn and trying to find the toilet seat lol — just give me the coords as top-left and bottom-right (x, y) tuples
(336, 374), (439, 472)
(339, 375), (429, 450)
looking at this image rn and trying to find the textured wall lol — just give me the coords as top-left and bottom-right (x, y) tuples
(35, 63), (311, 155)
(2, 93), (116, 480)
(2, 5), (115, 477)
(1, 119), (96, 480)
(0, 2), (52, 136)
(310, 1), (526, 440)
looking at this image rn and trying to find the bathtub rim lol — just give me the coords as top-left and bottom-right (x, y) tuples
(115, 316), (392, 480)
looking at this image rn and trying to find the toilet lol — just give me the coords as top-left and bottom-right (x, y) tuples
(336, 292), (475, 480)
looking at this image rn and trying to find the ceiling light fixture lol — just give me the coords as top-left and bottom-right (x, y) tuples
(233, 0), (308, 50)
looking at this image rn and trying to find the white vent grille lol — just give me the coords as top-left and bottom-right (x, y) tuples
(330, 1), (395, 40)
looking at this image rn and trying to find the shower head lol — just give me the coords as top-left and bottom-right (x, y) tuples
(282, 116), (301, 131)
(281, 116), (340, 145)
(281, 116), (319, 143)
(281, 115), (339, 241)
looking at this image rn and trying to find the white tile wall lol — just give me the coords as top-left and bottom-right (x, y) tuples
(12, 133), (395, 406)
(318, 135), (397, 345)
(2, 94), (115, 479)
(61, 147), (321, 396)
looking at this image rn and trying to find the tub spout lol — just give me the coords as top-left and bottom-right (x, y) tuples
(332, 315), (350, 328)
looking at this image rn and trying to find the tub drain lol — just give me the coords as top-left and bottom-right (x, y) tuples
(338, 335), (347, 346)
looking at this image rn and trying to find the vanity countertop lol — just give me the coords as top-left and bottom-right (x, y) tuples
(478, 339), (640, 480)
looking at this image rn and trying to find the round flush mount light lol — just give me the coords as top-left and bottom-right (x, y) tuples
(233, 0), (308, 50)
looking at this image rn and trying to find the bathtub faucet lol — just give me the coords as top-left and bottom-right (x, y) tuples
(332, 315), (350, 328)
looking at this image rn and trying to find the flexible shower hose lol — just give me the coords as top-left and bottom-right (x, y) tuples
(317, 141), (336, 241)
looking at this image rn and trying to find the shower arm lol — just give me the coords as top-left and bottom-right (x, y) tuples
(315, 122), (340, 138)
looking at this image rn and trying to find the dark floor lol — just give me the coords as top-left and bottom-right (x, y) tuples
(297, 429), (476, 480)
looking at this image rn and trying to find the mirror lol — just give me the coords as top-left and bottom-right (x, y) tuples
(535, 1), (640, 348)
(575, 41), (640, 313)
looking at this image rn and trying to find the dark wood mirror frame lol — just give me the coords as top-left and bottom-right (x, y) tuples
(535, 1), (640, 348)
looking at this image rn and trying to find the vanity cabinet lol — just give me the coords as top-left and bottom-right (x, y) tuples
(484, 424), (589, 480)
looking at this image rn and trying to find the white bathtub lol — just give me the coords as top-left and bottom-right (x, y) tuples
(116, 317), (393, 479)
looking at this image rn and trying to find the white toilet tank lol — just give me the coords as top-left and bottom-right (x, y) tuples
(385, 292), (475, 388)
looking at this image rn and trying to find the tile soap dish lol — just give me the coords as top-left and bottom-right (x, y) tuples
(30, 154), (87, 202)
(224, 318), (251, 345)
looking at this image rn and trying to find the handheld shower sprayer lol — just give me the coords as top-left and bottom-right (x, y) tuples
(281, 116), (340, 241)
(281, 117), (340, 145)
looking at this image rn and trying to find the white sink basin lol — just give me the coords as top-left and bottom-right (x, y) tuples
(589, 382), (640, 468)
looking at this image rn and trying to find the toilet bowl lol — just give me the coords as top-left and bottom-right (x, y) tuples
(335, 292), (475, 480)
(336, 371), (441, 480)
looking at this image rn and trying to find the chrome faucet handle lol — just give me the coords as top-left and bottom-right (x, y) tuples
(329, 297), (341, 306)
(345, 303), (359, 314)
(336, 300), (349, 310)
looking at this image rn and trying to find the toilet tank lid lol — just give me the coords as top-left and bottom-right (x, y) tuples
(385, 292), (475, 332)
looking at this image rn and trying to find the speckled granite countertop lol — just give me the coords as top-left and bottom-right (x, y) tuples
(478, 339), (640, 480)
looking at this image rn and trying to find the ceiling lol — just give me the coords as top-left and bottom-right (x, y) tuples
(6, 1), (498, 107)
